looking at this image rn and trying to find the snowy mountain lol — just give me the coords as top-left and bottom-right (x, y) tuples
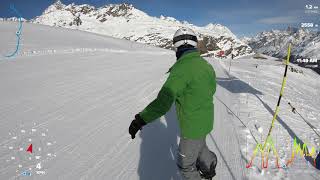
(246, 27), (320, 59)
(29, 0), (252, 57)
(240, 36), (252, 45)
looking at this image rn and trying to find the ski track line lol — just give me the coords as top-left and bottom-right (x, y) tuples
(55, 81), (147, 155)
(60, 115), (132, 179)
(74, 80), (165, 179)
(228, 97), (249, 177)
(113, 152), (141, 180)
(8, 48), (171, 59)
(0, 74), (102, 132)
(212, 97), (245, 180)
(64, 105), (130, 156)
(79, 135), (132, 180)
(33, 76), (142, 130)
(221, 59), (248, 179)
(208, 59), (247, 180)
(0, 68), (147, 152)
(55, 110), (119, 155)
(57, 134), (127, 179)
(63, 85), (149, 153)
(0, 51), (164, 119)
(96, 138), (133, 177)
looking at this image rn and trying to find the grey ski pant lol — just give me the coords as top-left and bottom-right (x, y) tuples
(177, 136), (217, 180)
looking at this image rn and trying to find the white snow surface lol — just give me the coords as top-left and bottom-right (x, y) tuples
(1, 21), (320, 180)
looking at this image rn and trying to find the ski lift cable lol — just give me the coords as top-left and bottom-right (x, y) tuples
(215, 95), (259, 144)
(287, 101), (320, 139)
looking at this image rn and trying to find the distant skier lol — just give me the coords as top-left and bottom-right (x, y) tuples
(75, 13), (82, 26)
(129, 27), (217, 180)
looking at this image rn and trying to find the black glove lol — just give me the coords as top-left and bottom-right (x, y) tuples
(129, 114), (147, 139)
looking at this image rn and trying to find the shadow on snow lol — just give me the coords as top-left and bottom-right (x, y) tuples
(138, 106), (181, 180)
(217, 73), (315, 168)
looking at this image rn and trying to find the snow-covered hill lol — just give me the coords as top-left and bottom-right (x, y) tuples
(1, 21), (320, 180)
(246, 27), (320, 59)
(28, 0), (252, 58)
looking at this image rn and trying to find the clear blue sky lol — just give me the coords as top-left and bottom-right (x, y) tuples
(0, 0), (319, 37)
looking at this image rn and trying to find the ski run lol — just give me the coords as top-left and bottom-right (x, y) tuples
(0, 21), (320, 180)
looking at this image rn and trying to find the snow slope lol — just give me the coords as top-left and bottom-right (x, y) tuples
(217, 56), (320, 179)
(1, 21), (320, 180)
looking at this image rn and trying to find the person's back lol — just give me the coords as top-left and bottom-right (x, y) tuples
(129, 27), (217, 180)
(169, 51), (216, 139)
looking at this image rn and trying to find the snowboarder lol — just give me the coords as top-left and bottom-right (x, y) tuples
(129, 27), (217, 180)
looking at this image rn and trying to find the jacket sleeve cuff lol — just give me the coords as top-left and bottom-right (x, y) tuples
(135, 114), (147, 126)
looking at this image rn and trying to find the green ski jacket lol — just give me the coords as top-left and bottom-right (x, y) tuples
(140, 51), (216, 139)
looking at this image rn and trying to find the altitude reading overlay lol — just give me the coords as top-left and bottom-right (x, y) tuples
(302, 4), (320, 31)
(294, 3), (320, 71)
(0, 124), (57, 179)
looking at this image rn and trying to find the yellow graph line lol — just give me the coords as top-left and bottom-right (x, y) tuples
(287, 137), (317, 166)
(246, 136), (318, 169)
(246, 136), (280, 169)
